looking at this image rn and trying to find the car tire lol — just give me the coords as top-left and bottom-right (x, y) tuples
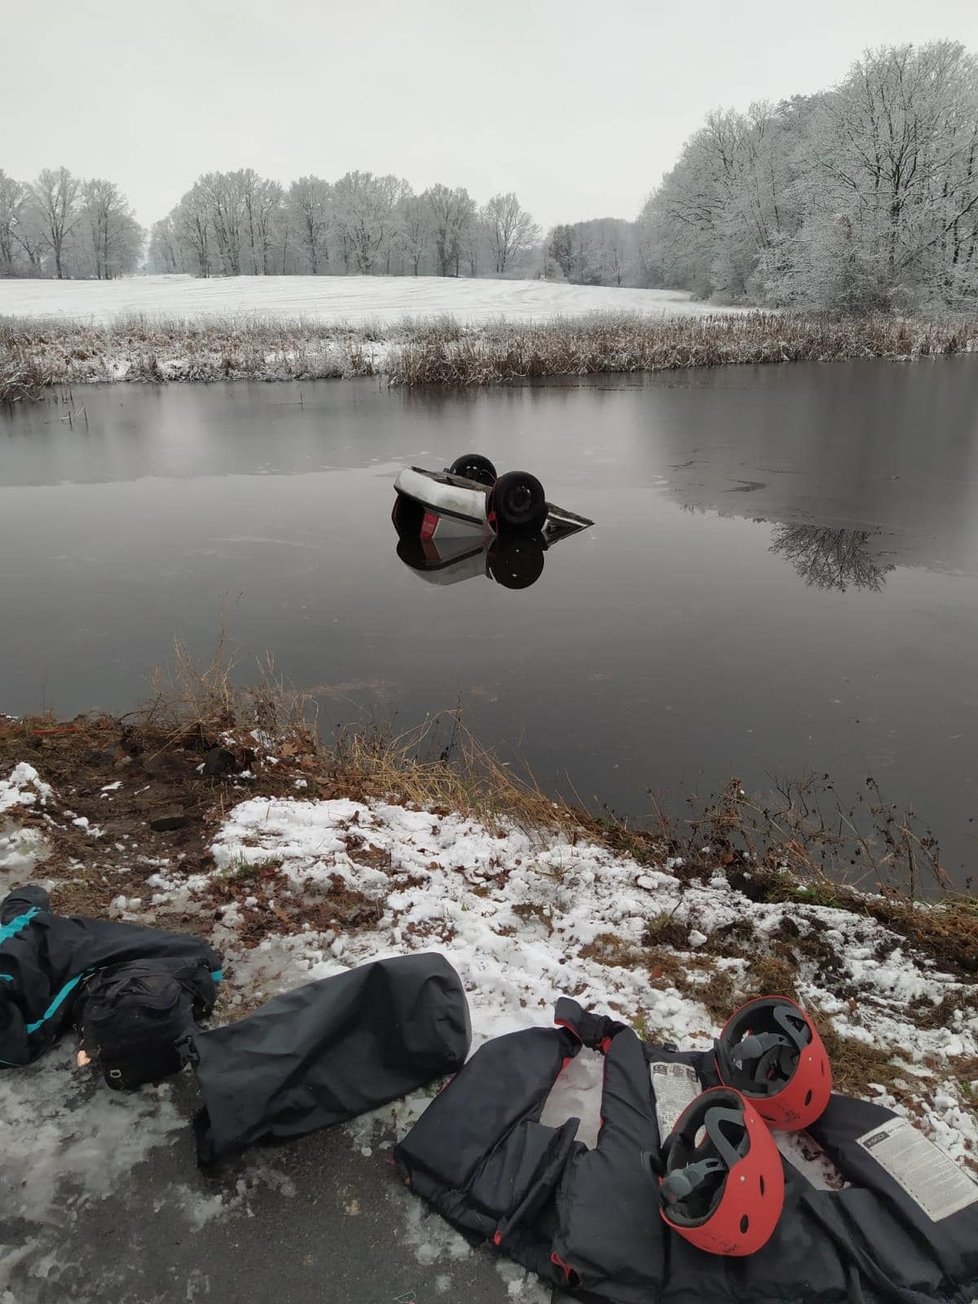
(489, 471), (547, 534)
(448, 454), (498, 487)
(487, 535), (546, 589)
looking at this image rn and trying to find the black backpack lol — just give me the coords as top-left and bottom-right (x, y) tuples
(78, 959), (217, 1090)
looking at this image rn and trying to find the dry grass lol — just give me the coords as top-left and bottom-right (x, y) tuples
(127, 636), (591, 839)
(324, 712), (593, 838)
(0, 334), (51, 401)
(3, 309), (976, 399)
(130, 628), (320, 759)
(386, 311), (978, 386)
(0, 312), (382, 392)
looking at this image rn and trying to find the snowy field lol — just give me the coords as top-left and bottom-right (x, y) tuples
(0, 273), (736, 327)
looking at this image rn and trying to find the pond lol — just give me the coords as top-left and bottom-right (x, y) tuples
(2, 358), (977, 887)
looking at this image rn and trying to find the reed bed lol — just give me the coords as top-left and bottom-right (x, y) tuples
(2, 309), (976, 401)
(387, 311), (978, 385)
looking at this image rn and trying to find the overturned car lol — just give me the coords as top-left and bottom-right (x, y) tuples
(392, 453), (593, 579)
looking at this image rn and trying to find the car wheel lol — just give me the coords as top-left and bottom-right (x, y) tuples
(487, 535), (546, 589)
(449, 454), (498, 487)
(489, 471), (547, 533)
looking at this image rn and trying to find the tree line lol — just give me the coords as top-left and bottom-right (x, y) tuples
(639, 41), (978, 312)
(0, 167), (143, 279)
(146, 172), (548, 280)
(0, 162), (653, 287)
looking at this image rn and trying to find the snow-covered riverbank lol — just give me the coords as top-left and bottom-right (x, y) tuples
(2, 757), (975, 1176)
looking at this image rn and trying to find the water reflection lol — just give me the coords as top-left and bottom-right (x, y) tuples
(396, 532), (546, 589)
(392, 514), (589, 591)
(768, 525), (895, 593)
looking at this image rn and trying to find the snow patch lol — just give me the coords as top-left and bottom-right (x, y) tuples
(0, 1050), (186, 1225)
(195, 794), (978, 1175)
(0, 763), (53, 813)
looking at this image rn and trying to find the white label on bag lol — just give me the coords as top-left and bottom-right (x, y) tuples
(650, 1062), (700, 1138)
(856, 1116), (978, 1221)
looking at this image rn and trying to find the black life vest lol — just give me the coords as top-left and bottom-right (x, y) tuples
(394, 998), (978, 1304)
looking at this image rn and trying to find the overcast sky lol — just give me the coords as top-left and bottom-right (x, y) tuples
(3, 0), (978, 234)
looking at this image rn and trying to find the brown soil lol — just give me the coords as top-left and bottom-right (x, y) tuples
(0, 713), (327, 924)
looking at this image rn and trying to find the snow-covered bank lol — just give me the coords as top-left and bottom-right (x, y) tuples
(5, 747), (966, 1170)
(1, 755), (976, 1300)
(0, 274), (733, 327)
(4, 308), (973, 400)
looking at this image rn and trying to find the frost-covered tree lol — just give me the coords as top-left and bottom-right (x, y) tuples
(240, 172), (283, 275)
(287, 176), (331, 274)
(31, 166), (81, 279)
(173, 182), (212, 276)
(545, 222), (594, 284)
(0, 170), (28, 274)
(79, 178), (143, 278)
(198, 171), (248, 276)
(398, 192), (432, 275)
(645, 42), (978, 311)
(332, 171), (407, 275)
(422, 183), (476, 277)
(785, 43), (978, 310)
(482, 192), (540, 274)
(640, 102), (808, 300)
(545, 218), (638, 286)
(147, 215), (182, 273)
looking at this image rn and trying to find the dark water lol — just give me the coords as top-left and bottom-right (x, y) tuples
(2, 361), (977, 885)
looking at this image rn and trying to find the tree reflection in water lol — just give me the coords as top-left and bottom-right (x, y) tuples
(769, 524), (894, 593)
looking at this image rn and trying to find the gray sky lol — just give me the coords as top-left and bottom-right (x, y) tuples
(3, 0), (978, 234)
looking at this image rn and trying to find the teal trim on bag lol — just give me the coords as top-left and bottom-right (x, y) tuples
(0, 973), (12, 982)
(0, 907), (40, 946)
(24, 971), (90, 1036)
(210, 969), (223, 983)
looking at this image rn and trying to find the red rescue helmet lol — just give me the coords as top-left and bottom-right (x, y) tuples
(656, 1086), (785, 1256)
(715, 996), (832, 1131)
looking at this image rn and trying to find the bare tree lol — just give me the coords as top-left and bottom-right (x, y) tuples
(422, 183), (476, 276)
(482, 192), (540, 274)
(147, 216), (182, 273)
(197, 171), (248, 275)
(32, 166), (80, 279)
(546, 222), (600, 283)
(80, 178), (142, 278)
(332, 171), (407, 275)
(0, 170), (27, 274)
(398, 192), (432, 275)
(288, 175), (331, 274)
(174, 182), (212, 276)
(240, 171), (283, 275)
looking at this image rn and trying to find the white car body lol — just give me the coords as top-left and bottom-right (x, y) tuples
(394, 466), (491, 537)
(393, 465), (594, 542)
